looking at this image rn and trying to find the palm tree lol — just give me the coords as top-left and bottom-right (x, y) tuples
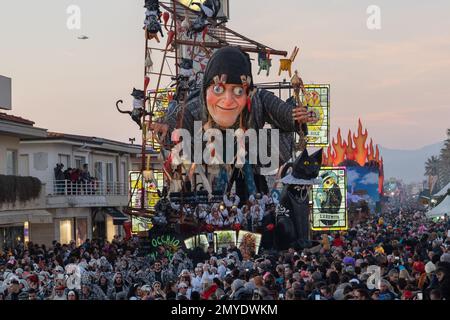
(425, 155), (441, 194)
(425, 155), (440, 176)
(438, 129), (450, 187)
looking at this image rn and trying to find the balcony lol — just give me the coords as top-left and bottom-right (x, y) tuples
(0, 175), (46, 211)
(45, 180), (128, 208)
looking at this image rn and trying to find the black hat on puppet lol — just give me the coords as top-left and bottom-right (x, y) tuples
(202, 46), (254, 94)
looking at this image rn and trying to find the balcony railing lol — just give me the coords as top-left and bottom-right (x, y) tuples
(47, 180), (126, 196)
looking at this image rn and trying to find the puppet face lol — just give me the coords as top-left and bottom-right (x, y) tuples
(206, 83), (247, 128)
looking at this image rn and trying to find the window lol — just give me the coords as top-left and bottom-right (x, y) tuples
(120, 162), (127, 194)
(19, 154), (30, 176)
(75, 218), (87, 246)
(106, 163), (114, 194)
(74, 156), (86, 169)
(59, 220), (73, 244)
(58, 154), (70, 169)
(94, 162), (103, 181)
(6, 150), (18, 175)
(106, 163), (113, 183)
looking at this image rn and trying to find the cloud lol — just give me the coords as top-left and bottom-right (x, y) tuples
(347, 170), (360, 184)
(360, 172), (379, 185)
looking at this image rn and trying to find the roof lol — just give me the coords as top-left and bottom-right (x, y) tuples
(0, 112), (48, 138)
(0, 112), (35, 126)
(433, 182), (450, 197)
(22, 131), (142, 154)
(426, 195), (450, 218)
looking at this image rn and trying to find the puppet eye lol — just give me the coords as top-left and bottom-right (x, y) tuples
(213, 84), (225, 94)
(233, 86), (245, 96)
(304, 161), (310, 165)
(314, 162), (319, 165)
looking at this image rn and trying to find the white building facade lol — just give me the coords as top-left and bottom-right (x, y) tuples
(1, 114), (140, 248)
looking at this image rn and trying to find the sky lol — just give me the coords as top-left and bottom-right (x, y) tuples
(1, 0), (450, 150)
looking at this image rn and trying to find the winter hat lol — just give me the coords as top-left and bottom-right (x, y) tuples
(231, 279), (245, 292)
(178, 282), (188, 289)
(343, 256), (355, 266)
(55, 266), (64, 273)
(202, 46), (253, 93)
(27, 274), (39, 284)
(425, 261), (436, 274)
(440, 253), (450, 264)
(413, 261), (425, 274)
(141, 285), (152, 293)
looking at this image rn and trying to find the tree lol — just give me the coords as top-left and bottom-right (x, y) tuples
(425, 155), (440, 193)
(438, 128), (450, 188)
(425, 155), (440, 176)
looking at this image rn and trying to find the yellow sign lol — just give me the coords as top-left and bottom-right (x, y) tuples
(177, 0), (206, 11)
(301, 85), (330, 147)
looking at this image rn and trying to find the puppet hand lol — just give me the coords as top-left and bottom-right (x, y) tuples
(293, 106), (319, 124)
(149, 122), (169, 142)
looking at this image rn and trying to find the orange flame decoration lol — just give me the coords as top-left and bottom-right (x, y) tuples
(353, 119), (368, 166)
(367, 139), (374, 162)
(345, 130), (356, 161)
(332, 128), (346, 166)
(324, 119), (384, 194)
(378, 157), (384, 194)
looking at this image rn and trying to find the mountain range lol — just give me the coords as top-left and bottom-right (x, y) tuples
(379, 142), (444, 184)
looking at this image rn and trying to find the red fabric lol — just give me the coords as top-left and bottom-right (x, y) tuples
(166, 30), (175, 49)
(332, 238), (344, 247)
(123, 221), (132, 241)
(163, 12), (170, 31)
(202, 26), (208, 42)
(413, 261), (425, 274)
(403, 290), (413, 299)
(70, 171), (80, 182)
(201, 284), (218, 300)
(28, 274), (39, 284)
(144, 76), (150, 93)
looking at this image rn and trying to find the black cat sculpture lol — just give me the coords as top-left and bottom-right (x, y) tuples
(116, 88), (151, 129)
(187, 16), (209, 39)
(144, 0), (161, 16)
(274, 148), (323, 250)
(192, 0), (221, 19)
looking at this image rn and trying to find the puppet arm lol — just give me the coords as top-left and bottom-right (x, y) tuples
(258, 89), (308, 134)
(159, 100), (197, 148)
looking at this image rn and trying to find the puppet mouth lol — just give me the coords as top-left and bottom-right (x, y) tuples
(216, 105), (239, 111)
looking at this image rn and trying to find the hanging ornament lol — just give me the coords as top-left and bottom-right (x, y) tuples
(202, 26), (208, 42)
(163, 12), (170, 31)
(279, 46), (299, 77)
(166, 30), (175, 50)
(181, 14), (190, 33)
(145, 50), (153, 70)
(144, 76), (150, 93)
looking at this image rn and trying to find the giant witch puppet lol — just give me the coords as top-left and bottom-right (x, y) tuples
(150, 46), (319, 246)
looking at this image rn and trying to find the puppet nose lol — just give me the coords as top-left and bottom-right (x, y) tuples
(222, 89), (235, 107)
